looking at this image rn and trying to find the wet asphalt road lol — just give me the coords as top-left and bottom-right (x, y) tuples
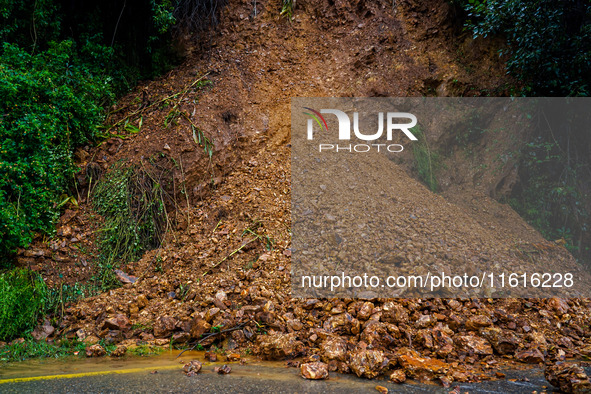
(0, 362), (563, 393)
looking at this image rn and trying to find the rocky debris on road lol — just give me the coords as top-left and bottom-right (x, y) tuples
(545, 363), (591, 393)
(389, 369), (406, 384)
(205, 351), (218, 362)
(85, 344), (106, 357)
(153, 316), (176, 338)
(111, 345), (127, 357)
(226, 353), (241, 362)
(24, 0), (591, 388)
(515, 348), (545, 364)
(301, 362), (329, 380)
(183, 360), (202, 376)
(349, 349), (389, 379)
(258, 333), (304, 359)
(214, 364), (232, 374)
(375, 385), (388, 394)
(100, 314), (131, 331)
(397, 348), (450, 383)
(31, 320), (55, 341)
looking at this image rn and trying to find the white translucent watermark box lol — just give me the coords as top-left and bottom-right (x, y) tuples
(291, 97), (591, 298)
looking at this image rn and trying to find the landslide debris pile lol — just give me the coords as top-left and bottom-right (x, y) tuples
(13, 0), (591, 388)
(60, 144), (591, 385)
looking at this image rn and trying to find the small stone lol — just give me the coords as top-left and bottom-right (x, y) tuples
(31, 321), (54, 341)
(190, 318), (211, 339)
(205, 351), (218, 362)
(86, 344), (106, 357)
(398, 350), (450, 382)
(83, 335), (100, 345)
(287, 319), (303, 331)
(114, 269), (137, 284)
(183, 360), (202, 376)
(101, 314), (131, 331)
(465, 315), (492, 331)
(515, 348), (545, 364)
(172, 332), (190, 343)
(214, 364), (231, 374)
(545, 363), (591, 393)
(440, 376), (452, 388)
(257, 333), (303, 359)
(479, 327), (519, 355)
(226, 353), (241, 362)
(357, 302), (375, 321)
(547, 298), (570, 316)
(389, 369), (406, 383)
(375, 385), (388, 394)
(154, 316), (176, 337)
(301, 362), (329, 380)
(136, 294), (148, 308)
(415, 314), (433, 328)
(455, 335), (493, 356)
(111, 345), (127, 357)
(321, 337), (348, 362)
(348, 349), (388, 379)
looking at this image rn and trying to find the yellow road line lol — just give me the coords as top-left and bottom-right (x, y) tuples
(0, 365), (180, 384)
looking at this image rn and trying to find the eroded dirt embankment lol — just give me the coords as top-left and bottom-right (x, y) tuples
(16, 0), (591, 388)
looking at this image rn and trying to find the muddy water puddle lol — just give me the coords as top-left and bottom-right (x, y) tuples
(0, 350), (209, 380)
(0, 351), (439, 392)
(0, 352), (566, 393)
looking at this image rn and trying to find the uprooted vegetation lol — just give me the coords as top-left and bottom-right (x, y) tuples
(91, 160), (171, 289)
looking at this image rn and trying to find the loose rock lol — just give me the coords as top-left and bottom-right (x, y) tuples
(214, 364), (232, 374)
(545, 363), (591, 393)
(389, 369), (406, 384)
(86, 344), (106, 357)
(300, 362), (329, 380)
(349, 349), (388, 379)
(183, 360), (202, 376)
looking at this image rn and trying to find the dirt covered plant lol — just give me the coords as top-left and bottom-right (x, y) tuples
(91, 161), (170, 288)
(411, 126), (441, 193)
(0, 269), (48, 341)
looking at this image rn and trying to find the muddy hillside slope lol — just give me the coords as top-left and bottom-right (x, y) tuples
(18, 0), (591, 386)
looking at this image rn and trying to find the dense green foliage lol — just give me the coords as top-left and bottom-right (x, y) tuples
(454, 0), (591, 96)
(0, 269), (48, 341)
(0, 336), (87, 363)
(509, 100), (591, 265)
(450, 2), (591, 264)
(0, 41), (109, 260)
(0, 0), (182, 266)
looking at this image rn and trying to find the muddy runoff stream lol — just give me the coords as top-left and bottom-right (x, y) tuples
(0, 350), (576, 393)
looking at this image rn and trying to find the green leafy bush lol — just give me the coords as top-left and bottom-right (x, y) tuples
(0, 268), (48, 341)
(0, 336), (87, 363)
(0, 0), (228, 267)
(453, 0), (591, 96)
(0, 41), (108, 262)
(508, 101), (591, 265)
(0, 0), (185, 266)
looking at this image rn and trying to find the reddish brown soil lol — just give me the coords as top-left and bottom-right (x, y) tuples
(15, 0), (591, 387)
